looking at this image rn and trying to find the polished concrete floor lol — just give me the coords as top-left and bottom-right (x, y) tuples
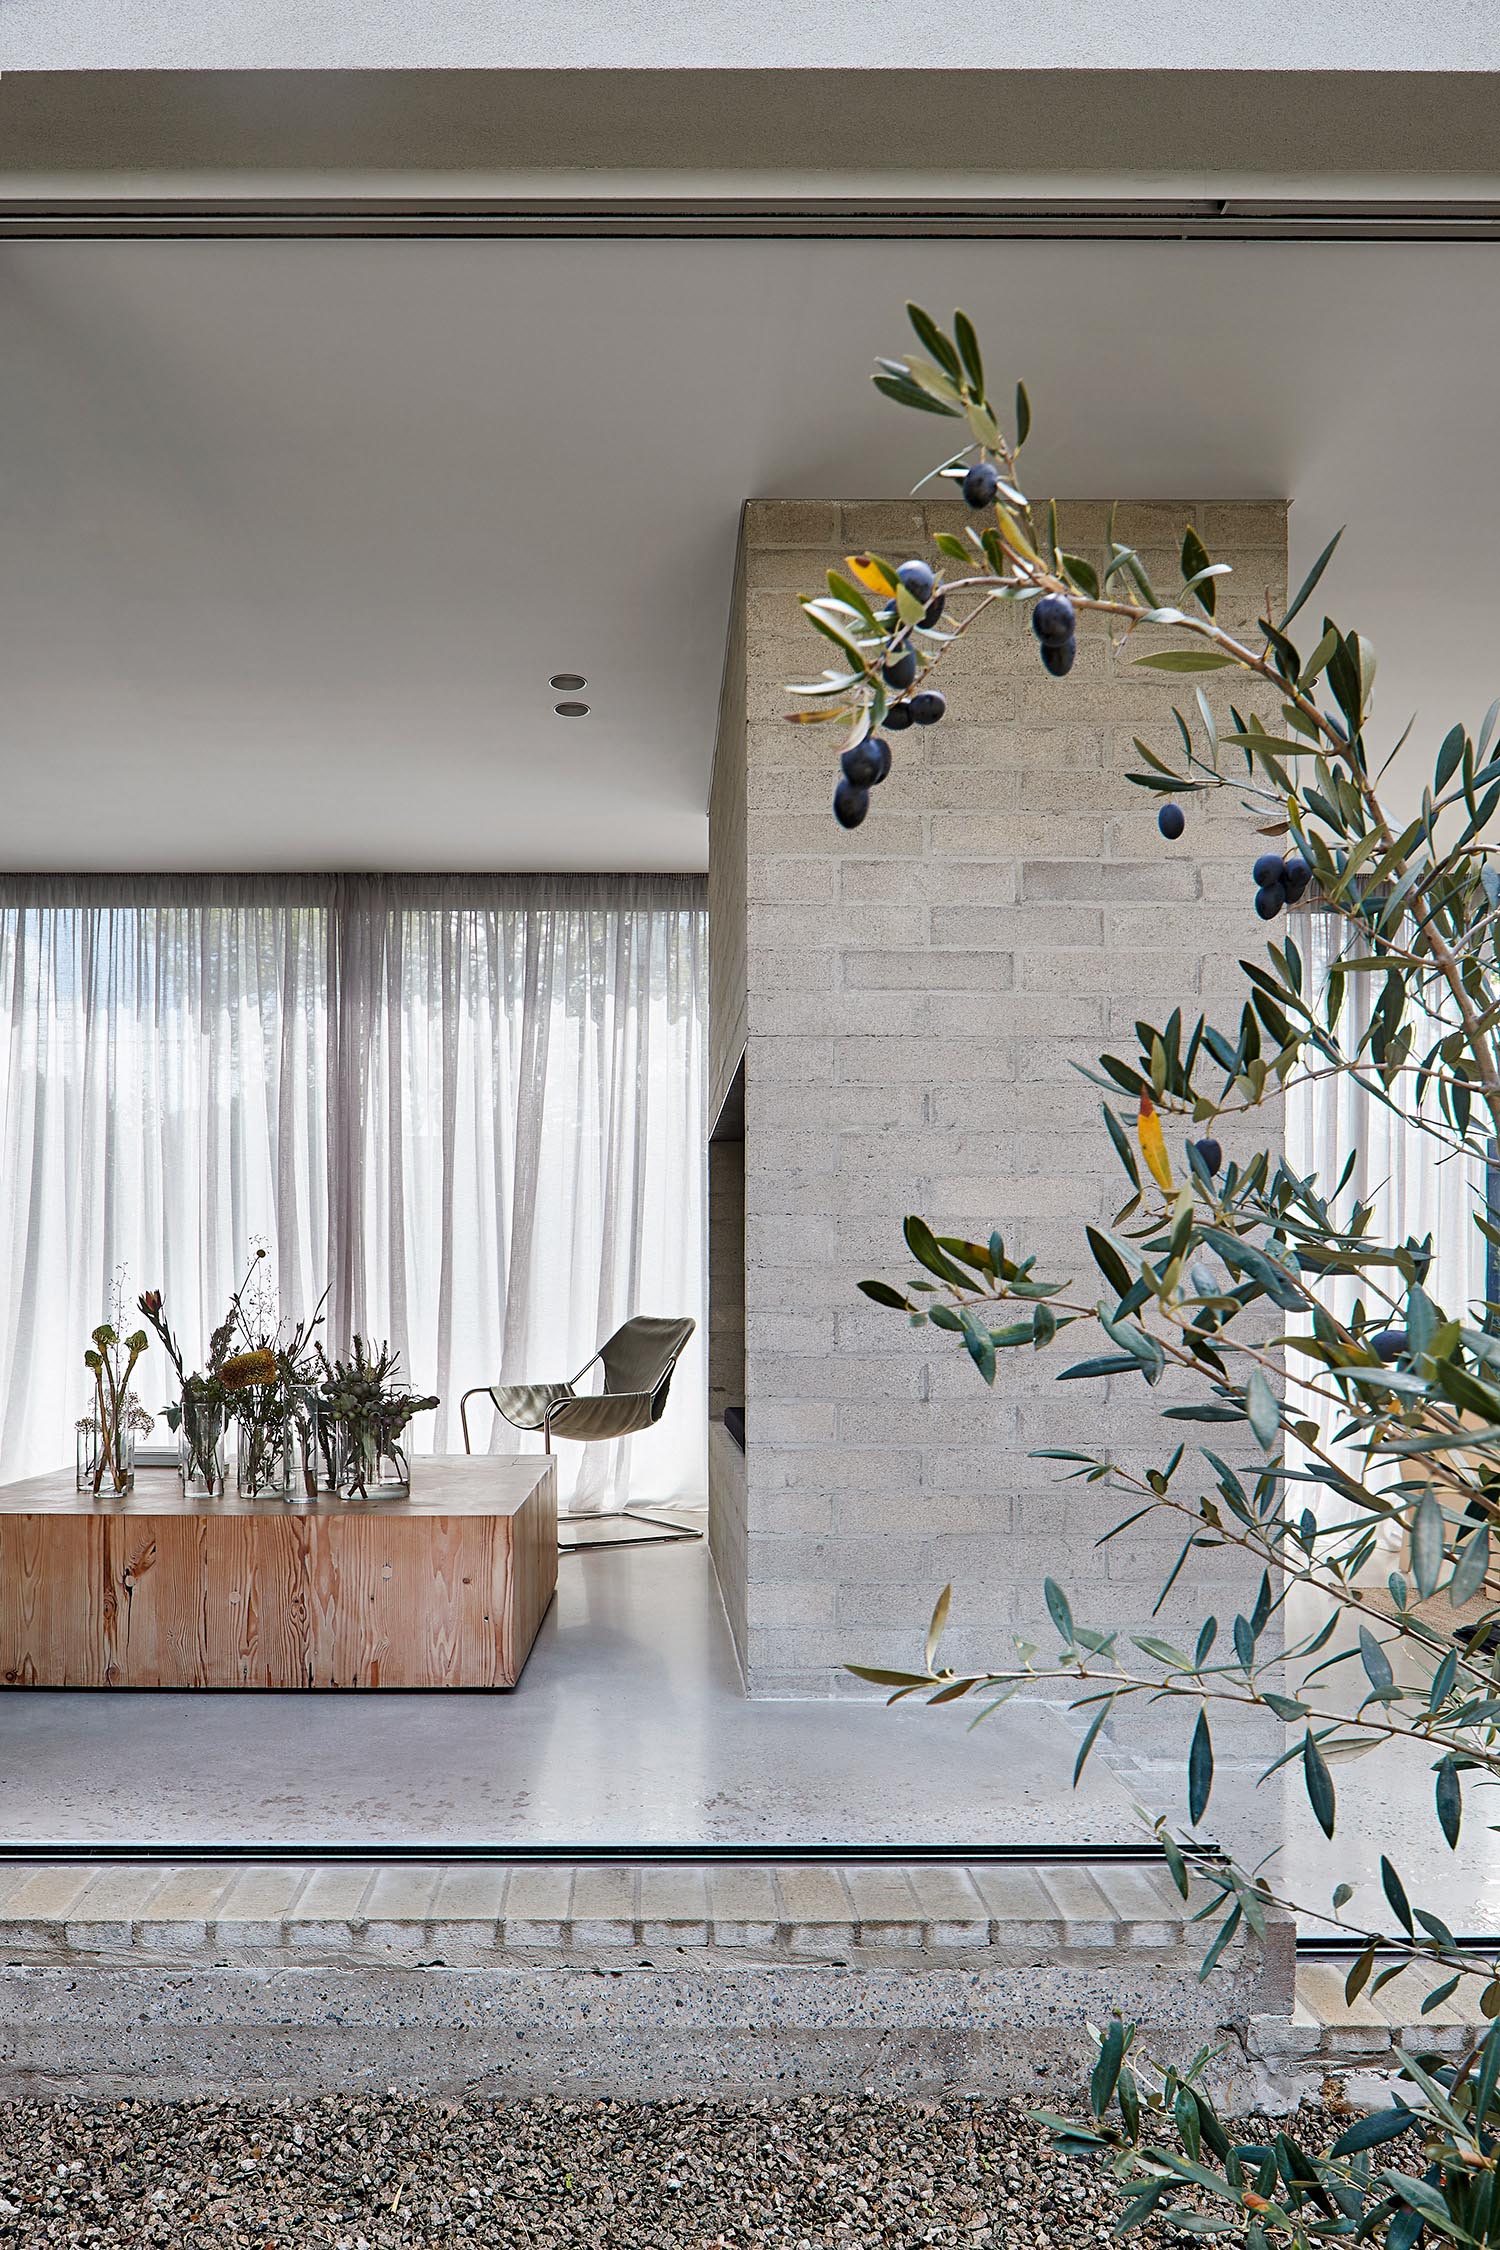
(1114, 1584), (1500, 1938)
(6, 1534), (1493, 1933)
(0, 1532), (1142, 1849)
(1278, 1733), (1500, 1937)
(1273, 1582), (1500, 1939)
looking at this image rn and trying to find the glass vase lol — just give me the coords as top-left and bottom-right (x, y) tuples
(177, 1393), (227, 1499)
(334, 1422), (411, 1501)
(235, 1402), (294, 1499)
(289, 1397), (329, 1501)
(76, 1415), (134, 1496)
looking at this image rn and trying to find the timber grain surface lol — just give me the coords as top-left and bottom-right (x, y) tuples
(0, 1456), (556, 1689)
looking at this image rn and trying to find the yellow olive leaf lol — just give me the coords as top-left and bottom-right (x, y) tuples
(1136, 1094), (1175, 1195)
(844, 553), (898, 597)
(993, 506), (1041, 564)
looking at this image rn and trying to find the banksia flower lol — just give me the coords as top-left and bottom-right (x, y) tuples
(219, 1348), (278, 1393)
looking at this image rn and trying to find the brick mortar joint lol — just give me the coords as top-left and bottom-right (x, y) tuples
(7, 1921), (1277, 1970)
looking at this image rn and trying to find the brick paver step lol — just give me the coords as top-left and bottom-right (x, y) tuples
(0, 1857), (1250, 1966)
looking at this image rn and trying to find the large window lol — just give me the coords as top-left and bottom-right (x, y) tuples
(1285, 903), (1486, 1534)
(0, 875), (707, 1511)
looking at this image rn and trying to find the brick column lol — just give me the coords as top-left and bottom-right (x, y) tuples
(710, 496), (1287, 1739)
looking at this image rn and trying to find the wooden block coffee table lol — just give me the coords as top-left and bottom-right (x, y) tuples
(0, 1453), (556, 1689)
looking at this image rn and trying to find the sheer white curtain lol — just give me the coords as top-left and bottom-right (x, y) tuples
(0, 875), (707, 1512)
(1285, 902), (1486, 1527)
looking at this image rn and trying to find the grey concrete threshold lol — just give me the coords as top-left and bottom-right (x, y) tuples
(0, 1858), (1293, 2101)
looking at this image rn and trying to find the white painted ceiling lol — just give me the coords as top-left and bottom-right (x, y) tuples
(9, 0), (1499, 72)
(2, 235), (1496, 870)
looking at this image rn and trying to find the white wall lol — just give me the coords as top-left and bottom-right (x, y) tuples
(7, 1), (1500, 72)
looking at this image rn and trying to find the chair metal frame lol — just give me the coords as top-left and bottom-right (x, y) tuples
(556, 1507), (702, 1553)
(459, 1320), (702, 1553)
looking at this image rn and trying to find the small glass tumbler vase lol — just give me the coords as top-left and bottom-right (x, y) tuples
(313, 1405), (343, 1496)
(235, 1405), (294, 1500)
(77, 1417), (134, 1496)
(335, 1424), (411, 1501)
(177, 1398), (226, 1499)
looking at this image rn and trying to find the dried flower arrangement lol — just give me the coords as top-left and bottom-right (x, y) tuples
(139, 1246), (329, 1498)
(316, 1336), (440, 1499)
(77, 1269), (153, 1495)
(136, 1253), (441, 1501)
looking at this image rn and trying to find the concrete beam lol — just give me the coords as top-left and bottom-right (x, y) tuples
(1, 71), (1499, 190)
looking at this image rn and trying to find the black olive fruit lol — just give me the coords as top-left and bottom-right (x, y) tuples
(1031, 593), (1077, 645)
(833, 779), (870, 828)
(1158, 803), (1186, 840)
(962, 461), (999, 509)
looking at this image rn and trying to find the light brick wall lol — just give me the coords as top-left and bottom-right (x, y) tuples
(718, 496), (1287, 1725)
(708, 1415), (749, 1675)
(708, 530), (749, 1128)
(707, 528), (750, 1647)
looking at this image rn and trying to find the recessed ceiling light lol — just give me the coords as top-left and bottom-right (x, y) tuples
(549, 672), (587, 692)
(554, 700), (590, 718)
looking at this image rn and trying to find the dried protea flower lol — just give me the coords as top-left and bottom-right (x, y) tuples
(219, 1348), (279, 1393)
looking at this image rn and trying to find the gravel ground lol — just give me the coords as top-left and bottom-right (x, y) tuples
(0, 2092), (1338, 2248)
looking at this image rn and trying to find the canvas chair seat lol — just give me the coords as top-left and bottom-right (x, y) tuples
(461, 1315), (696, 1455)
(485, 1380), (575, 1433)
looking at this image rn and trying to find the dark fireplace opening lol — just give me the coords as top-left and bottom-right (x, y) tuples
(707, 1056), (748, 1641)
